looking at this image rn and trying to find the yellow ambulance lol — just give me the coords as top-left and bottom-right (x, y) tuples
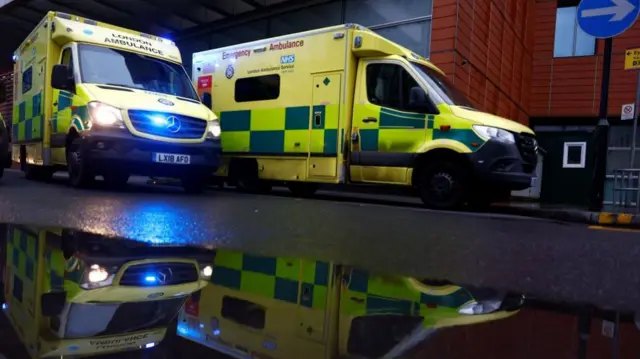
(176, 249), (523, 358)
(193, 24), (538, 208)
(12, 12), (221, 192)
(1, 225), (215, 358)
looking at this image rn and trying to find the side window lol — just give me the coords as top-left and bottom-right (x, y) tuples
(234, 74), (280, 103)
(21, 67), (32, 94)
(61, 48), (74, 74)
(366, 63), (420, 112)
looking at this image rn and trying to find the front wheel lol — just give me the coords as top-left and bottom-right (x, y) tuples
(67, 138), (94, 188)
(418, 161), (469, 210)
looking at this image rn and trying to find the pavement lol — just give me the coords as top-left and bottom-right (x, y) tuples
(1, 169), (640, 316)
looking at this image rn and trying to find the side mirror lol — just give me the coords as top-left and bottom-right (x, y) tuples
(201, 92), (212, 108)
(41, 292), (66, 316)
(51, 64), (73, 91)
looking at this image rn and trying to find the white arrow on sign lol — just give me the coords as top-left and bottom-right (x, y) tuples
(581, 0), (636, 21)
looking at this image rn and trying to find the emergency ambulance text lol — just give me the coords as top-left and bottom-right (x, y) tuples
(104, 34), (164, 56)
(269, 40), (304, 51)
(222, 49), (251, 60)
(89, 333), (149, 351)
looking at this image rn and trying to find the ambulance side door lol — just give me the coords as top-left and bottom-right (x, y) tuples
(350, 58), (432, 184)
(50, 44), (78, 148)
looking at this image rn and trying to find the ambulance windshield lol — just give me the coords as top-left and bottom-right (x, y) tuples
(63, 297), (185, 338)
(410, 62), (474, 109)
(77, 44), (198, 101)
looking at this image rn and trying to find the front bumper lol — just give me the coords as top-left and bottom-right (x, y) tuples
(79, 129), (221, 178)
(467, 139), (537, 191)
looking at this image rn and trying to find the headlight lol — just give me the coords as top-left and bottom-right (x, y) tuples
(80, 264), (115, 290)
(472, 125), (515, 143)
(88, 101), (124, 127)
(458, 299), (502, 315)
(200, 265), (213, 279)
(206, 120), (221, 139)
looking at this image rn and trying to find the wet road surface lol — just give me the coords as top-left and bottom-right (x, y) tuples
(1, 170), (639, 314)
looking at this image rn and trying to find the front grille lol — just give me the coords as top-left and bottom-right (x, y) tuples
(128, 110), (207, 139)
(516, 133), (538, 173)
(119, 262), (198, 287)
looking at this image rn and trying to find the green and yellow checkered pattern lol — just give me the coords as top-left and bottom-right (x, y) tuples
(354, 105), (485, 152)
(13, 92), (44, 142)
(211, 251), (331, 310)
(44, 231), (84, 298)
(219, 104), (340, 156)
(7, 228), (38, 302)
(340, 268), (472, 321)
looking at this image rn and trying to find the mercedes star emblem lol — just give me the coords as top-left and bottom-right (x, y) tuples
(166, 116), (181, 133)
(156, 268), (173, 285)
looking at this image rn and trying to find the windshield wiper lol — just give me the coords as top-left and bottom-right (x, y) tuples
(102, 83), (142, 90)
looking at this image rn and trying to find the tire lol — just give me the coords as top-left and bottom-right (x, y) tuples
(103, 173), (129, 189)
(67, 138), (94, 188)
(182, 177), (208, 194)
(418, 161), (469, 210)
(287, 182), (318, 197)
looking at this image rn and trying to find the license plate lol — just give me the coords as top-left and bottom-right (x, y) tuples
(153, 152), (191, 164)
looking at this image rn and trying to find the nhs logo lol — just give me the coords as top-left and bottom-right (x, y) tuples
(280, 55), (295, 64)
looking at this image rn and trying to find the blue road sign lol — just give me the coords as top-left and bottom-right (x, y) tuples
(578, 0), (640, 38)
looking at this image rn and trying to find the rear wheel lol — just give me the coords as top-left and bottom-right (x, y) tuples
(417, 161), (469, 210)
(67, 138), (94, 188)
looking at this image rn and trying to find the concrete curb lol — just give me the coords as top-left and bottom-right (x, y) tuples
(490, 205), (640, 229)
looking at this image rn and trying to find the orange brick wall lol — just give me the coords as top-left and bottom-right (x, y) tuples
(430, 0), (535, 125)
(531, 1), (640, 118)
(414, 308), (640, 359)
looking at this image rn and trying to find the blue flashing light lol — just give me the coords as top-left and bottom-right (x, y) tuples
(213, 329), (221, 336)
(150, 116), (167, 127)
(178, 325), (188, 335)
(144, 275), (157, 283)
(1, 303), (7, 311)
(12, 55), (18, 62)
(145, 343), (155, 349)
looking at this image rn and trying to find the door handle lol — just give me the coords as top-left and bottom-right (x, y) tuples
(314, 112), (322, 126)
(362, 117), (378, 123)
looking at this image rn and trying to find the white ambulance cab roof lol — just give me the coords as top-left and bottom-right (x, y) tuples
(17, 11), (182, 64)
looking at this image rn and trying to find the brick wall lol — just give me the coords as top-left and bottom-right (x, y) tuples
(430, 0), (535, 125)
(530, 1), (640, 118)
(413, 307), (640, 359)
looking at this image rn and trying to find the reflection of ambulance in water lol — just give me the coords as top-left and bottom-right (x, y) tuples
(176, 249), (524, 358)
(0, 225), (215, 358)
(193, 24), (538, 209)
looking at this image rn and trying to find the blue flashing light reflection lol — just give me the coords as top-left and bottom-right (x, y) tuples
(145, 275), (157, 283)
(178, 325), (188, 335)
(213, 329), (221, 336)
